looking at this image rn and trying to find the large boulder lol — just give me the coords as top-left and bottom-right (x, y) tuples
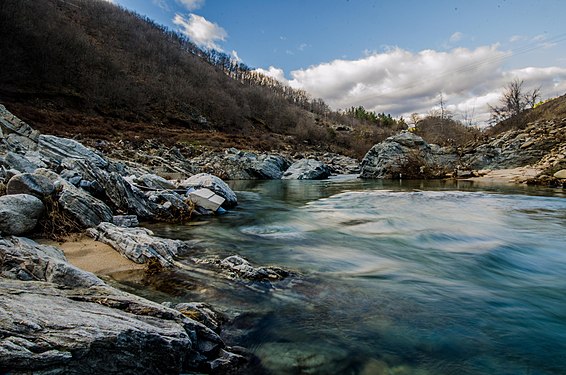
(179, 173), (237, 208)
(6, 172), (55, 199)
(0, 194), (44, 235)
(282, 159), (332, 180)
(360, 132), (436, 179)
(35, 169), (113, 228)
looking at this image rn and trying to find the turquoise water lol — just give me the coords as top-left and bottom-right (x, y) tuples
(147, 177), (566, 374)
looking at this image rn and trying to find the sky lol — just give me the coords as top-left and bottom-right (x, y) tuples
(107, 0), (566, 125)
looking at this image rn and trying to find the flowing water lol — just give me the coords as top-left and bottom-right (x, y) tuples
(143, 177), (566, 375)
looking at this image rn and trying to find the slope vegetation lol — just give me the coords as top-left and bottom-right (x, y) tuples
(0, 0), (402, 157)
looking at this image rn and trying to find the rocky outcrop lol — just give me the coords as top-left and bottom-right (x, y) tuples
(282, 159), (332, 180)
(360, 132), (452, 179)
(0, 236), (251, 374)
(0, 194), (44, 235)
(179, 173), (237, 208)
(460, 118), (566, 170)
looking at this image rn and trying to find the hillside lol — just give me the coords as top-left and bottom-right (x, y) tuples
(0, 0), (403, 158)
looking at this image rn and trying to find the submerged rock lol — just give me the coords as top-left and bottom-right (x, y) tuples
(0, 194), (44, 235)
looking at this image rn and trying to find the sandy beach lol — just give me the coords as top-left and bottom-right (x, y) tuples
(38, 234), (145, 278)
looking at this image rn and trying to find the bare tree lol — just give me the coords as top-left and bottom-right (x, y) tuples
(489, 79), (541, 124)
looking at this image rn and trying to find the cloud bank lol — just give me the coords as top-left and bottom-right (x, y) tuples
(259, 45), (566, 125)
(173, 13), (226, 50)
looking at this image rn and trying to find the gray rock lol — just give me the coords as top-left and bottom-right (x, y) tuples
(0, 236), (103, 287)
(147, 190), (193, 220)
(6, 172), (55, 198)
(112, 215), (139, 227)
(192, 150), (291, 180)
(360, 132), (442, 179)
(138, 173), (177, 190)
(282, 159), (332, 180)
(38, 134), (108, 168)
(0, 104), (40, 140)
(87, 222), (192, 266)
(0, 236), (241, 374)
(60, 159), (165, 220)
(4, 152), (39, 173)
(248, 154), (291, 179)
(0, 194), (44, 235)
(35, 168), (113, 228)
(179, 173), (237, 208)
(195, 255), (289, 282)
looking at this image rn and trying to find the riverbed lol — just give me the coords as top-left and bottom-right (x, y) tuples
(135, 176), (566, 374)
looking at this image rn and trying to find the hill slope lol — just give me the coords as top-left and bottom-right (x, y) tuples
(0, 0), (401, 157)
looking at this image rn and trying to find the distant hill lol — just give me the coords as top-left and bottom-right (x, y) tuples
(0, 0), (403, 157)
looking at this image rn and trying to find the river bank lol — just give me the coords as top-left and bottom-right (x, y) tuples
(1, 101), (566, 373)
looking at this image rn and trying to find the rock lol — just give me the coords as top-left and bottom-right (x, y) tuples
(188, 188), (225, 211)
(282, 159), (332, 180)
(6, 172), (55, 198)
(255, 342), (350, 375)
(0, 104), (40, 140)
(4, 152), (40, 173)
(38, 134), (108, 168)
(0, 236), (103, 287)
(359, 132), (437, 179)
(192, 150), (291, 180)
(112, 215), (139, 227)
(171, 302), (225, 333)
(35, 168), (113, 228)
(0, 236), (246, 374)
(553, 169), (566, 179)
(60, 158), (159, 219)
(219, 255), (289, 282)
(0, 194), (44, 235)
(137, 173), (177, 190)
(248, 154), (291, 179)
(87, 222), (192, 266)
(179, 173), (237, 208)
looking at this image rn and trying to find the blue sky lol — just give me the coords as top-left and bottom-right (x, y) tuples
(109, 0), (566, 124)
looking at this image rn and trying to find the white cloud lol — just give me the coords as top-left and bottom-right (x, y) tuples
(177, 0), (205, 11)
(449, 32), (463, 43)
(254, 66), (289, 85)
(173, 13), (227, 50)
(265, 45), (566, 125)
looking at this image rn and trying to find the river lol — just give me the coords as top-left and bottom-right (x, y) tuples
(140, 176), (566, 374)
